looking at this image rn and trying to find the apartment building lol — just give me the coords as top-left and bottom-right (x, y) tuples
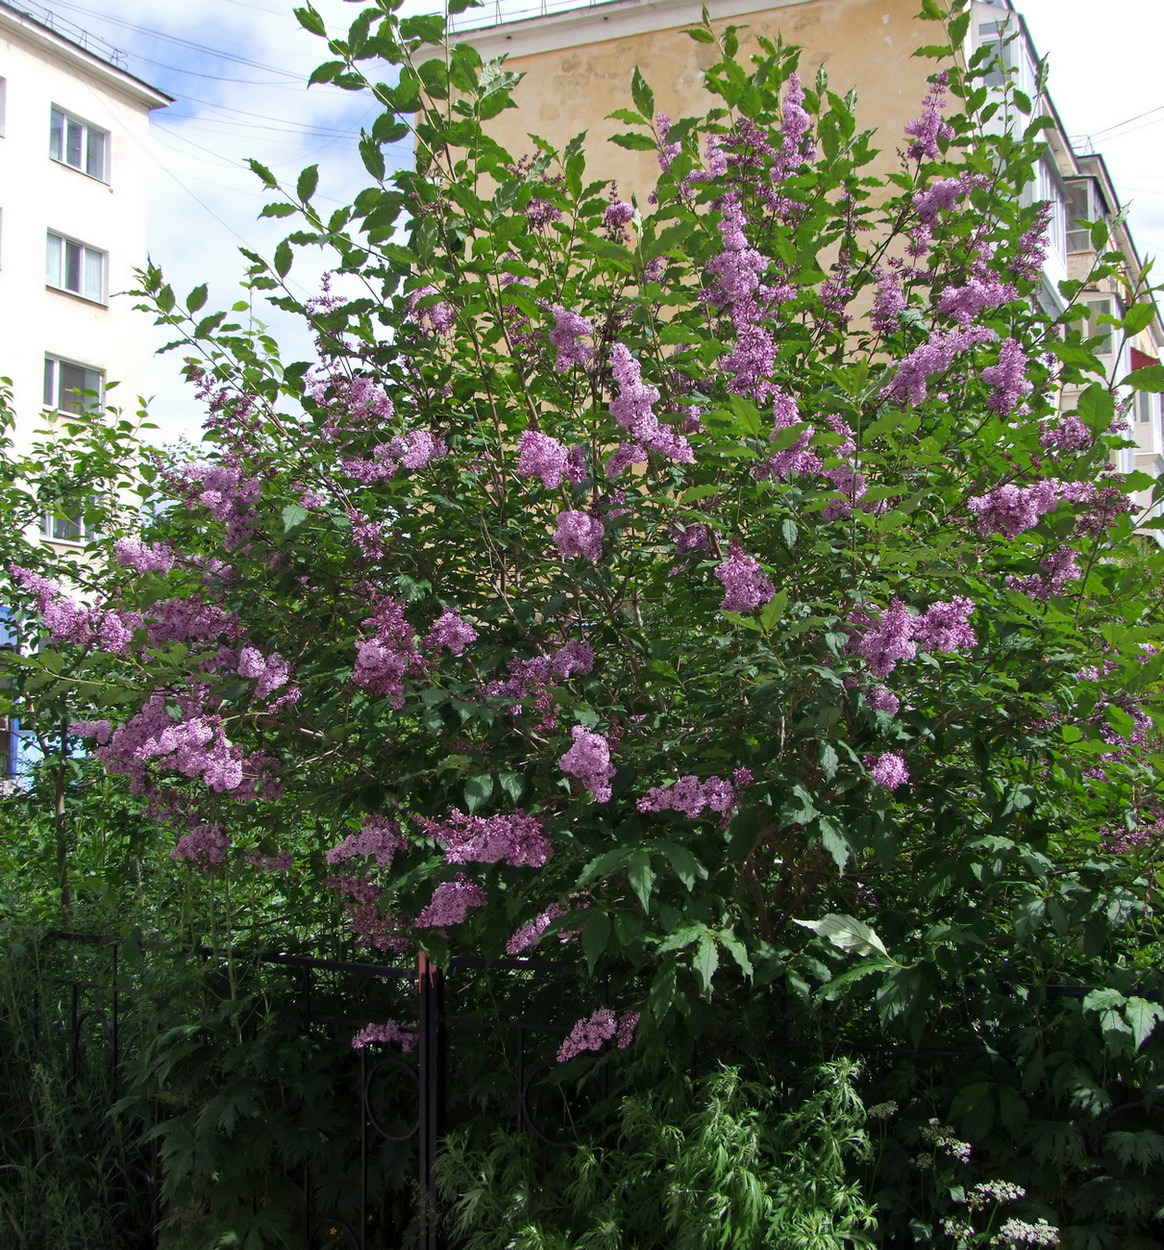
(0, 2), (169, 779)
(453, 0), (1164, 524)
(0, 0), (170, 526)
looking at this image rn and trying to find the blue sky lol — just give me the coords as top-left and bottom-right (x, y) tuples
(25, 0), (1164, 441)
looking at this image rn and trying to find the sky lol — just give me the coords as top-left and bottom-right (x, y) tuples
(24, 0), (1164, 444)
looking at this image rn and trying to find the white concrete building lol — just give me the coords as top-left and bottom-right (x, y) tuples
(0, 0), (170, 526)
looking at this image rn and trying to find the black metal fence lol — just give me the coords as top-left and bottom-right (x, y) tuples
(35, 931), (602, 1250)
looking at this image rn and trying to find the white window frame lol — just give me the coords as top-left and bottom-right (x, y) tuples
(49, 106), (109, 181)
(1085, 298), (1115, 360)
(46, 231), (107, 303)
(1066, 180), (1103, 254)
(44, 354), (104, 416)
(42, 505), (99, 545)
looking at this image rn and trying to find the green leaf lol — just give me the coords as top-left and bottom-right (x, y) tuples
(655, 841), (705, 890)
(581, 910), (611, 971)
(281, 504), (309, 533)
(794, 913), (891, 961)
(1124, 996), (1164, 1050)
(273, 241), (293, 277)
(693, 932), (719, 995)
(463, 773), (494, 813)
(247, 158), (278, 188)
(294, 5), (326, 35)
(631, 66), (655, 121)
(610, 132), (659, 152)
(650, 960), (677, 1018)
(719, 930), (753, 978)
(1128, 364), (1164, 392)
(296, 164), (319, 202)
(626, 849), (656, 914)
(185, 283), (208, 313)
(1123, 302), (1155, 335)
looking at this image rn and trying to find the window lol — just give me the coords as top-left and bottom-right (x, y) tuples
(1066, 180), (1105, 254)
(0, 78), (7, 139)
(49, 107), (108, 180)
(46, 231), (106, 303)
(977, 17), (1036, 99)
(42, 505), (98, 544)
(44, 355), (103, 415)
(1085, 298), (1115, 359)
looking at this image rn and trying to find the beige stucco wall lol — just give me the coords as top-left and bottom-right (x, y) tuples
(0, 7), (168, 461)
(458, 0), (939, 196)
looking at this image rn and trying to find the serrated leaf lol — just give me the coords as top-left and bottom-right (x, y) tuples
(463, 773), (493, 813)
(794, 913), (890, 960)
(296, 164), (319, 202)
(185, 283), (208, 313)
(1124, 996), (1164, 1050)
(1129, 364), (1164, 393)
(719, 930), (753, 978)
(247, 158), (278, 188)
(610, 132), (659, 152)
(650, 960), (677, 1017)
(693, 932), (719, 995)
(273, 241), (293, 277)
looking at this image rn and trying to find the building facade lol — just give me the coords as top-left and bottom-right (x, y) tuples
(455, 0), (1164, 525)
(0, 1), (169, 508)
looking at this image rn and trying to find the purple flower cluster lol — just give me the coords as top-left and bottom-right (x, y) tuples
(980, 338), (1031, 414)
(609, 344), (693, 463)
(406, 284), (455, 337)
(903, 71), (954, 161)
(326, 815), (407, 868)
(865, 752), (910, 791)
(867, 686), (901, 715)
(352, 596), (422, 708)
(549, 305), (595, 371)
(967, 480), (1060, 538)
(351, 1020), (418, 1052)
(559, 726), (615, 803)
(636, 770), (749, 819)
(114, 538), (175, 574)
(871, 265), (907, 337)
(854, 597), (976, 678)
(556, 1008), (639, 1063)
(554, 510), (605, 563)
(237, 646), (292, 699)
(416, 809), (553, 869)
(881, 326), (992, 406)
(416, 874), (488, 927)
(1006, 546), (1082, 600)
(172, 823), (230, 868)
(1039, 416), (1092, 453)
(715, 544), (775, 613)
(506, 903), (568, 955)
(517, 429), (569, 489)
(936, 276), (1018, 327)
(341, 430), (445, 484)
(11, 566), (143, 654)
(423, 609), (477, 656)
(175, 462), (261, 550)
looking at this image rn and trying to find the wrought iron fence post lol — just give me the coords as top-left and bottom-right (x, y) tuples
(417, 950), (446, 1250)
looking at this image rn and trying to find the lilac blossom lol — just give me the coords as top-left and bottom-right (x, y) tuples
(559, 725), (615, 803)
(903, 71), (954, 160)
(525, 198), (562, 230)
(603, 199), (634, 233)
(416, 874), (488, 927)
(605, 442), (649, 479)
(609, 344), (693, 462)
(549, 305), (595, 371)
(175, 462), (260, 550)
(881, 326), (992, 406)
(715, 544), (775, 613)
(506, 903), (568, 955)
(913, 597), (976, 653)
(237, 646), (291, 698)
(855, 600), (918, 678)
(655, 113), (681, 171)
(981, 337), (1031, 414)
(866, 752), (910, 790)
(553, 511), (605, 563)
(114, 538), (175, 574)
(352, 1021), (417, 1052)
(871, 266), (906, 337)
(1007, 547), (1082, 600)
(936, 276), (1018, 326)
(556, 1008), (639, 1062)
(406, 285), (455, 337)
(172, 823), (230, 868)
(326, 815), (407, 868)
(968, 480), (1060, 538)
(636, 773), (743, 819)
(416, 809), (553, 869)
(352, 596), (422, 708)
(1040, 416), (1091, 453)
(424, 609), (477, 656)
(517, 429), (569, 489)
(867, 686), (901, 715)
